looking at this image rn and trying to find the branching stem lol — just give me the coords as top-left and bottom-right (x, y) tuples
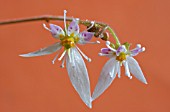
(0, 15), (120, 44)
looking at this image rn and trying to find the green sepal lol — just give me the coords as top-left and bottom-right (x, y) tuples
(123, 42), (131, 50)
(115, 43), (120, 49)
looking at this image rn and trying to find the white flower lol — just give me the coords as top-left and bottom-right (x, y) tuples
(92, 41), (147, 101)
(20, 10), (99, 108)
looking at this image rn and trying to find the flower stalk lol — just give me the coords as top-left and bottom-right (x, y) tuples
(0, 15), (119, 43)
(107, 26), (121, 46)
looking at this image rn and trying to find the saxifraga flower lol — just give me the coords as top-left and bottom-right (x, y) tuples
(92, 41), (147, 101)
(20, 10), (99, 108)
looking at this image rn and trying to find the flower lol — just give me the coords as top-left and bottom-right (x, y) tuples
(20, 10), (99, 108)
(92, 41), (147, 101)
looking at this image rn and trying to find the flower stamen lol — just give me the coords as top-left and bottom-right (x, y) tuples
(106, 41), (116, 52)
(61, 37), (75, 49)
(60, 57), (65, 68)
(52, 54), (59, 64)
(64, 10), (67, 34)
(98, 53), (112, 56)
(84, 41), (100, 44)
(43, 23), (51, 32)
(75, 45), (91, 62)
(58, 50), (66, 61)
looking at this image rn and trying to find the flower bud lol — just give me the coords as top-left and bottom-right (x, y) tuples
(101, 32), (109, 41)
(87, 24), (100, 32)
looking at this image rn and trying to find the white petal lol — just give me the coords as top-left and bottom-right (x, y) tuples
(66, 48), (92, 108)
(19, 42), (62, 57)
(123, 61), (131, 78)
(92, 57), (119, 101)
(118, 62), (121, 78)
(127, 57), (147, 84)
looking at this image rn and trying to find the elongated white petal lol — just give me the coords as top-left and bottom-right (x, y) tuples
(127, 57), (147, 84)
(19, 42), (62, 57)
(92, 57), (118, 101)
(118, 62), (121, 78)
(66, 48), (92, 108)
(123, 61), (132, 79)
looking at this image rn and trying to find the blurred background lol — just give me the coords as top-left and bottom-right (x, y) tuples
(0, 0), (170, 112)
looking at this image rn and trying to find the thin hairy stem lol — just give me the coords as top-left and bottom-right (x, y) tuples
(107, 26), (121, 45)
(0, 15), (107, 27)
(0, 15), (120, 43)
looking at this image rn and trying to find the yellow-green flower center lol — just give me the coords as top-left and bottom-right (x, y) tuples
(116, 52), (127, 62)
(60, 33), (79, 49)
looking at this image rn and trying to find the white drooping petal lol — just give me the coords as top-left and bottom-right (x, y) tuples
(66, 48), (92, 108)
(118, 62), (121, 78)
(92, 57), (119, 101)
(123, 61), (132, 79)
(19, 42), (62, 57)
(127, 57), (147, 84)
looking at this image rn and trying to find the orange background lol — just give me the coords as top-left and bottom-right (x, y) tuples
(0, 0), (169, 112)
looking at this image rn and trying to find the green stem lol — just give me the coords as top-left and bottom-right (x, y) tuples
(107, 26), (121, 45)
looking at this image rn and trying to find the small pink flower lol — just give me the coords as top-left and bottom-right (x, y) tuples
(20, 10), (99, 108)
(92, 41), (147, 101)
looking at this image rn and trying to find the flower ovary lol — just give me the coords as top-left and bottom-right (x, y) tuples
(116, 52), (126, 62)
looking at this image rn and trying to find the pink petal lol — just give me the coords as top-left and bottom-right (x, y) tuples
(50, 24), (65, 38)
(67, 19), (79, 36)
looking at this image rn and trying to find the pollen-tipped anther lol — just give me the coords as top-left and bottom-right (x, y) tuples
(136, 44), (141, 48)
(129, 76), (132, 79)
(60, 58), (65, 68)
(88, 58), (92, 62)
(52, 54), (59, 64)
(106, 41), (110, 45)
(142, 47), (145, 52)
(98, 53), (103, 56)
(60, 65), (64, 68)
(85, 41), (100, 44)
(96, 41), (100, 44)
